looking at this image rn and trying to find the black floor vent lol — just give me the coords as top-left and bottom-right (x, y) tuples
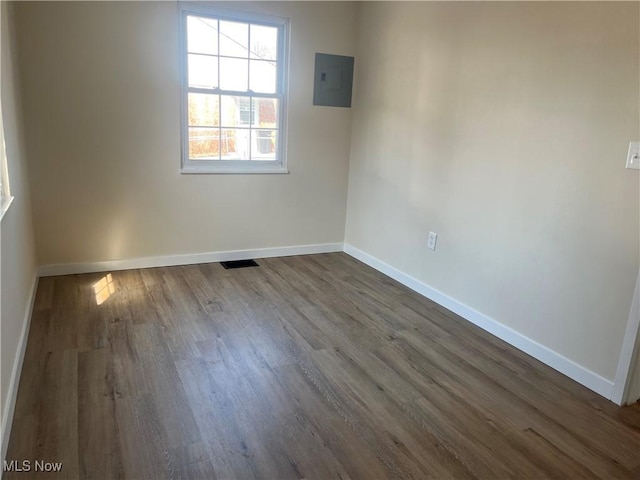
(220, 259), (259, 269)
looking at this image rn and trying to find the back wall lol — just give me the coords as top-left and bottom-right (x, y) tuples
(14, 1), (357, 267)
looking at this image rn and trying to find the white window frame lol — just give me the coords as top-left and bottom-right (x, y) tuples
(0, 134), (13, 221)
(179, 3), (289, 174)
(0, 3), (13, 220)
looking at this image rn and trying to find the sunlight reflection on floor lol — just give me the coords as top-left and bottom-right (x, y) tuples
(93, 273), (115, 305)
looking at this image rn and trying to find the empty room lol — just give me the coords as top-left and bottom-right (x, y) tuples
(1, 0), (639, 478)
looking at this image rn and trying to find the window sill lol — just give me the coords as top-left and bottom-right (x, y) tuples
(0, 196), (14, 222)
(181, 163), (289, 175)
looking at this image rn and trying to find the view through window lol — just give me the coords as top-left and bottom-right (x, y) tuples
(181, 7), (288, 173)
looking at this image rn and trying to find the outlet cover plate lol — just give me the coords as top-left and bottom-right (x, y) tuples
(427, 232), (438, 251)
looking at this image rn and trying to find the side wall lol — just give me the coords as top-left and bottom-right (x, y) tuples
(346, 2), (639, 383)
(0, 0), (38, 461)
(14, 1), (357, 267)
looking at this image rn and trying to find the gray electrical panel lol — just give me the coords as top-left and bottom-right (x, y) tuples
(313, 53), (354, 108)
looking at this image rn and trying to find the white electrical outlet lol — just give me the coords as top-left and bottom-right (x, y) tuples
(427, 232), (438, 251)
(626, 142), (640, 170)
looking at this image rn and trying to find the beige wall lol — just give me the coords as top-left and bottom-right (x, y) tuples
(14, 1), (357, 266)
(346, 1), (639, 380)
(1, 0), (37, 455)
(8, 1), (640, 392)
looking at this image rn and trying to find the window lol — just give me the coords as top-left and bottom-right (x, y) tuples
(0, 138), (11, 220)
(0, 100), (13, 220)
(0, 3), (13, 220)
(180, 4), (289, 174)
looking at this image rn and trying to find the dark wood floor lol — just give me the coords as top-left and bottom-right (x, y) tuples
(5, 253), (640, 479)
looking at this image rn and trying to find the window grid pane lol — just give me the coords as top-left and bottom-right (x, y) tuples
(219, 20), (249, 58)
(219, 57), (248, 91)
(188, 93), (220, 127)
(250, 24), (277, 61)
(189, 127), (220, 160)
(187, 16), (218, 55)
(220, 95), (254, 128)
(251, 98), (278, 128)
(249, 60), (276, 94)
(188, 54), (218, 89)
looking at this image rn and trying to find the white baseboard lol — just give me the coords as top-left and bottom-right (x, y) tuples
(1, 275), (38, 463)
(343, 244), (615, 400)
(38, 243), (344, 277)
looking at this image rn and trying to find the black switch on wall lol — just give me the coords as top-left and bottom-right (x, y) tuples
(313, 53), (354, 108)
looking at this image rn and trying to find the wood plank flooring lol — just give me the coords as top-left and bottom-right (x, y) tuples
(5, 253), (640, 479)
